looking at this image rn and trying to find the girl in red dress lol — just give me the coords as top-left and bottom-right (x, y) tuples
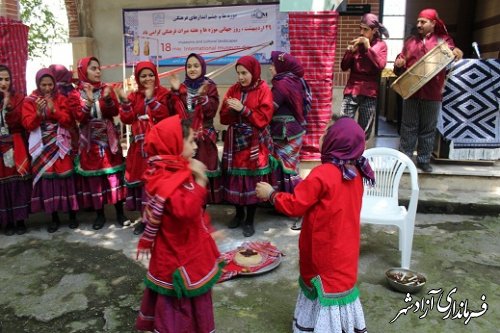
(170, 53), (222, 204)
(135, 115), (223, 333)
(68, 56), (128, 230)
(220, 55), (275, 237)
(22, 68), (79, 232)
(256, 117), (374, 333)
(0, 64), (30, 235)
(117, 61), (177, 235)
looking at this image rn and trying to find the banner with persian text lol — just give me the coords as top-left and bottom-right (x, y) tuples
(123, 4), (288, 66)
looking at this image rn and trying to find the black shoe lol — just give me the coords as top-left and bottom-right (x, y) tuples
(92, 215), (106, 230)
(15, 221), (27, 235)
(228, 215), (244, 229)
(290, 218), (302, 231)
(68, 219), (79, 229)
(133, 222), (145, 235)
(117, 215), (131, 227)
(417, 163), (433, 172)
(5, 223), (15, 236)
(242, 223), (255, 237)
(47, 220), (60, 233)
(68, 211), (78, 229)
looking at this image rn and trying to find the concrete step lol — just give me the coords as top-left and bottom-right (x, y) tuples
(300, 159), (500, 216)
(399, 162), (499, 216)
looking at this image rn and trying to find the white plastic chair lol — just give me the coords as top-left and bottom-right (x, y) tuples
(360, 147), (419, 269)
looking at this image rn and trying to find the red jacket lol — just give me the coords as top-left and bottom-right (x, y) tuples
(145, 180), (222, 297)
(0, 93), (29, 178)
(220, 81), (274, 172)
(394, 33), (455, 101)
(22, 92), (74, 176)
(274, 163), (363, 295)
(341, 38), (387, 98)
(68, 87), (124, 174)
(119, 87), (172, 184)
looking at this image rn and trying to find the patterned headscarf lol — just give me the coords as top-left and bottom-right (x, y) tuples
(418, 8), (448, 35)
(320, 117), (375, 185)
(271, 51), (312, 123)
(360, 13), (389, 39)
(235, 55), (262, 92)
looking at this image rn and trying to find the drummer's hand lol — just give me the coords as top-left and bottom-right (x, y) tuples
(452, 47), (464, 61)
(256, 182), (274, 200)
(394, 57), (406, 68)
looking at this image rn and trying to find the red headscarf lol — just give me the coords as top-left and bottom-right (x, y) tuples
(134, 61), (160, 91)
(418, 8), (448, 35)
(236, 55), (262, 92)
(76, 56), (104, 89)
(143, 115), (191, 200)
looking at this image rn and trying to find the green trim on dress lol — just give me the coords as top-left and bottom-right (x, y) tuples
(74, 156), (125, 177)
(299, 276), (360, 306)
(227, 155), (279, 176)
(144, 261), (226, 299)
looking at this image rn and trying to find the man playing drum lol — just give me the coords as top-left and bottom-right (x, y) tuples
(394, 8), (463, 172)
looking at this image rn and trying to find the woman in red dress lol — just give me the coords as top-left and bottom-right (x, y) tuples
(0, 64), (30, 235)
(68, 56), (128, 230)
(23, 68), (79, 232)
(170, 53), (222, 204)
(220, 55), (275, 237)
(117, 61), (178, 235)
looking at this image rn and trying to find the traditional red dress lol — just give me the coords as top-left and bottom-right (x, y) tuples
(67, 57), (125, 209)
(136, 115), (223, 333)
(22, 69), (78, 213)
(271, 117), (371, 333)
(0, 90), (31, 225)
(119, 61), (174, 211)
(171, 53), (222, 203)
(220, 59), (275, 205)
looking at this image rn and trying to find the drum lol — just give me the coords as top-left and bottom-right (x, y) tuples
(391, 41), (455, 99)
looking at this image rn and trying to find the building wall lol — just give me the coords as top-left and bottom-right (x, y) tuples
(0, 0), (19, 20)
(474, 0), (500, 58)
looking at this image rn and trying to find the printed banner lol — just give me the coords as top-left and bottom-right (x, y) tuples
(123, 4), (288, 66)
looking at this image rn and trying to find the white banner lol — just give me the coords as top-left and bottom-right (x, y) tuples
(123, 4), (289, 66)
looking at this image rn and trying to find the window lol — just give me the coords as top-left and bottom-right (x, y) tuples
(382, 0), (406, 69)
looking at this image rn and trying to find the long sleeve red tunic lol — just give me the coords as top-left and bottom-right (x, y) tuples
(273, 163), (364, 298)
(0, 93), (29, 178)
(22, 92), (74, 176)
(145, 180), (222, 297)
(119, 87), (172, 185)
(341, 38), (387, 98)
(68, 87), (124, 174)
(220, 81), (274, 173)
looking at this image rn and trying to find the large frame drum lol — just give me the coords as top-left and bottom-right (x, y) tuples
(391, 41), (455, 99)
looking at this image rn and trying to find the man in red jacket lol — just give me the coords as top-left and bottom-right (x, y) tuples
(394, 8), (463, 172)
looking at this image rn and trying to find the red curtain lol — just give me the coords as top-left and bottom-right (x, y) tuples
(0, 17), (29, 95)
(288, 11), (338, 161)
